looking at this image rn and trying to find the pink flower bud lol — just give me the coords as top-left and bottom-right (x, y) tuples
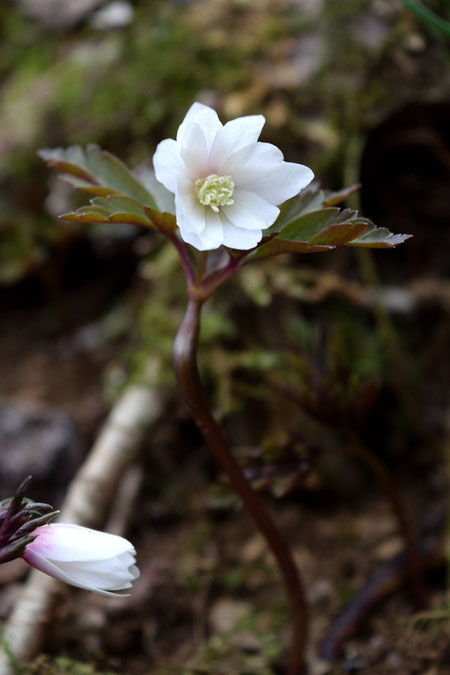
(23, 523), (139, 597)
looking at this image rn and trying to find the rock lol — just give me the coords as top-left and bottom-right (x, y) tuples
(240, 533), (267, 563)
(209, 597), (251, 634)
(90, 1), (134, 30)
(16, 0), (104, 29)
(0, 398), (80, 506)
(373, 535), (403, 561)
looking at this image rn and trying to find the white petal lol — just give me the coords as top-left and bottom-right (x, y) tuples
(179, 122), (210, 179)
(180, 209), (223, 250)
(23, 549), (131, 597)
(244, 161), (314, 204)
(222, 142), (284, 178)
(209, 115), (265, 168)
(176, 177), (206, 234)
(203, 210), (224, 247)
(223, 142), (314, 204)
(29, 524), (134, 562)
(179, 228), (208, 250)
(224, 191), (279, 231)
(221, 213), (263, 250)
(176, 102), (222, 149)
(56, 560), (134, 590)
(153, 138), (184, 193)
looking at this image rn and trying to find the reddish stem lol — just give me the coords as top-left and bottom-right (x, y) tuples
(167, 233), (195, 286)
(173, 297), (308, 674)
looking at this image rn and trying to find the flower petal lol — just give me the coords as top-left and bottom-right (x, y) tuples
(222, 141), (283, 178)
(23, 549), (132, 597)
(180, 210), (223, 250)
(178, 228), (207, 250)
(209, 115), (265, 168)
(152, 102), (315, 251)
(179, 122), (210, 180)
(56, 559), (136, 590)
(176, 102), (222, 149)
(176, 177), (206, 234)
(221, 213), (263, 250)
(223, 142), (314, 204)
(28, 524), (135, 562)
(244, 161), (314, 204)
(153, 138), (184, 193)
(224, 190), (279, 231)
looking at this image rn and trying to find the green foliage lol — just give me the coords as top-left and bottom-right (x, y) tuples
(39, 146), (183, 236)
(179, 628), (284, 675)
(399, 0), (450, 38)
(243, 186), (411, 263)
(23, 655), (113, 674)
(39, 146), (155, 204)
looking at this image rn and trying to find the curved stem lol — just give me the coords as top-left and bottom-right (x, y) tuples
(167, 233), (195, 286)
(200, 255), (240, 297)
(346, 438), (426, 606)
(174, 298), (308, 675)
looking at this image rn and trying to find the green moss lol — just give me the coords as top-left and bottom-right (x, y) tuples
(23, 655), (113, 675)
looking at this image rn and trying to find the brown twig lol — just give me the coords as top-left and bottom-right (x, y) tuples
(320, 536), (443, 661)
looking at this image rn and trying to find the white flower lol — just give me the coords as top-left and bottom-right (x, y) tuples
(153, 102), (314, 251)
(23, 523), (140, 597)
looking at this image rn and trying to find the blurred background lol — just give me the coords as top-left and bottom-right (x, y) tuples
(0, 1), (449, 673)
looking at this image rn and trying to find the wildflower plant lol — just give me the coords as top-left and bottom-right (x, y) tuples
(39, 103), (411, 673)
(0, 477), (58, 565)
(0, 478), (139, 596)
(23, 523), (140, 597)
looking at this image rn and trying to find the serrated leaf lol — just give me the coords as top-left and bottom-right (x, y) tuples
(307, 220), (368, 246)
(248, 238), (332, 261)
(348, 224), (413, 248)
(266, 188), (326, 235)
(91, 195), (150, 221)
(143, 205), (177, 236)
(281, 208), (361, 242)
(62, 210), (114, 224)
(323, 184), (361, 207)
(60, 193), (155, 228)
(39, 145), (156, 207)
(61, 207), (151, 228)
(244, 203), (410, 263)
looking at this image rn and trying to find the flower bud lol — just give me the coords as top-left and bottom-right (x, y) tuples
(23, 523), (140, 597)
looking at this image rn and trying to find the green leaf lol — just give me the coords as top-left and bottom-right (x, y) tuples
(143, 205), (177, 236)
(347, 224), (412, 248)
(307, 219), (369, 246)
(242, 186), (411, 263)
(280, 208), (359, 242)
(60, 193), (155, 227)
(248, 238), (332, 261)
(39, 144), (156, 207)
(265, 188), (326, 235)
(399, 0), (450, 38)
(323, 184), (361, 207)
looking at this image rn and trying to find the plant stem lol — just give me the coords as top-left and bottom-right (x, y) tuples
(167, 233), (195, 286)
(346, 438), (426, 606)
(173, 297), (308, 675)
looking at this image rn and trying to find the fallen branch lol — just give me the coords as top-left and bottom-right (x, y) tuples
(0, 385), (163, 675)
(320, 536), (444, 661)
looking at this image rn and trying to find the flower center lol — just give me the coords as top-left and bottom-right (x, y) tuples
(195, 174), (235, 213)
